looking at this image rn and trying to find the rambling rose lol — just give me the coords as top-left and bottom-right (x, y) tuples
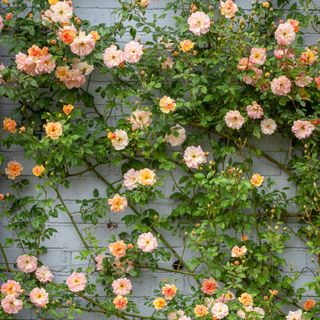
(109, 240), (127, 258)
(16, 254), (37, 273)
(231, 245), (247, 258)
(165, 124), (186, 147)
(35, 266), (54, 283)
(137, 232), (158, 252)
(220, 0), (238, 19)
(29, 287), (49, 308)
(275, 22), (296, 46)
(108, 194), (128, 213)
(66, 272), (87, 293)
(103, 45), (125, 68)
(124, 41), (143, 64)
(225, 110), (245, 129)
(187, 12), (211, 36)
(1, 296), (23, 314)
(211, 302), (229, 319)
(112, 278), (132, 296)
(201, 278), (218, 295)
(108, 129), (129, 150)
(291, 120), (315, 140)
(261, 118), (277, 135)
(5, 161), (23, 180)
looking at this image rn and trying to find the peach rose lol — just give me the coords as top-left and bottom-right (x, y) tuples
(113, 295), (128, 310)
(201, 278), (218, 295)
(16, 254), (37, 273)
(63, 104), (74, 115)
(32, 165), (45, 177)
(1, 280), (22, 297)
(180, 40), (194, 52)
(109, 240), (127, 258)
(194, 304), (208, 317)
(66, 272), (87, 293)
(153, 297), (167, 310)
(5, 161), (23, 180)
(161, 284), (177, 300)
(108, 194), (128, 213)
(3, 117), (17, 133)
(238, 293), (253, 306)
(44, 121), (63, 140)
(250, 174), (264, 187)
(159, 96), (176, 114)
(137, 168), (156, 186)
(231, 245), (247, 258)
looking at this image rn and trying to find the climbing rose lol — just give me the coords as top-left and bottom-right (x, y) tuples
(286, 310), (303, 320)
(5, 161), (23, 180)
(109, 240), (127, 258)
(124, 41), (143, 64)
(3, 117), (17, 133)
(113, 295), (128, 310)
(44, 121), (63, 140)
(58, 25), (76, 45)
(44, 1), (73, 24)
(1, 280), (22, 297)
(153, 297), (167, 310)
(291, 120), (315, 140)
(246, 101), (264, 119)
(303, 299), (316, 311)
(16, 254), (37, 273)
(188, 12), (211, 36)
(161, 284), (177, 300)
(103, 45), (125, 68)
(224, 110), (245, 129)
(108, 129), (129, 150)
(137, 168), (156, 186)
(271, 76), (291, 96)
(250, 174), (264, 187)
(35, 266), (54, 283)
(183, 146), (207, 169)
(231, 245), (247, 257)
(1, 296), (23, 314)
(112, 278), (132, 296)
(180, 40), (194, 52)
(70, 31), (95, 57)
(95, 254), (106, 271)
(275, 22), (296, 46)
(220, 0), (238, 18)
(295, 75), (313, 88)
(201, 278), (218, 295)
(32, 165), (45, 177)
(66, 272), (87, 293)
(211, 302), (229, 319)
(249, 48), (267, 65)
(127, 110), (152, 130)
(239, 293), (253, 306)
(165, 124), (186, 147)
(29, 288), (49, 308)
(108, 194), (128, 213)
(137, 232), (158, 252)
(63, 104), (74, 115)
(261, 118), (277, 135)
(123, 169), (139, 190)
(159, 96), (176, 113)
(194, 304), (208, 317)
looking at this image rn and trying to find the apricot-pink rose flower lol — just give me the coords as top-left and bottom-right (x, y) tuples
(1, 280), (22, 297)
(16, 254), (37, 273)
(112, 278), (132, 295)
(188, 12), (211, 36)
(137, 232), (158, 252)
(271, 76), (291, 96)
(225, 110), (245, 129)
(275, 22), (296, 46)
(128, 110), (152, 130)
(124, 41), (143, 64)
(108, 194), (128, 213)
(231, 245), (247, 258)
(103, 45), (125, 68)
(66, 272), (87, 292)
(246, 101), (264, 119)
(183, 145), (207, 169)
(70, 31), (95, 57)
(286, 309), (302, 320)
(261, 118), (277, 135)
(220, 0), (238, 19)
(165, 124), (186, 147)
(29, 287), (49, 308)
(249, 48), (267, 65)
(295, 75), (313, 88)
(46, 1), (73, 24)
(108, 129), (129, 150)
(35, 266), (54, 283)
(211, 302), (229, 319)
(291, 120), (315, 140)
(123, 168), (139, 190)
(1, 296), (23, 314)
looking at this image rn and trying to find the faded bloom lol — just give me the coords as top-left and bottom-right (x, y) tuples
(108, 194), (128, 213)
(16, 254), (37, 273)
(239, 293), (253, 306)
(138, 168), (156, 186)
(29, 287), (49, 308)
(44, 121), (63, 140)
(70, 31), (95, 57)
(184, 145), (207, 169)
(295, 75), (313, 88)
(63, 104), (74, 115)
(194, 304), (208, 317)
(286, 309), (303, 320)
(1, 280), (22, 297)
(250, 48), (267, 65)
(275, 22), (296, 46)
(66, 272), (87, 293)
(250, 174), (264, 187)
(95, 254), (106, 271)
(225, 110), (245, 129)
(161, 284), (177, 300)
(3, 117), (17, 133)
(188, 12), (211, 36)
(180, 40), (194, 52)
(73, 60), (94, 76)
(128, 109), (152, 130)
(216, 291), (236, 303)
(220, 0), (238, 19)
(246, 101), (264, 119)
(35, 266), (54, 283)
(159, 96), (176, 114)
(113, 295), (128, 310)
(161, 56), (174, 70)
(261, 118), (277, 135)
(108, 129), (129, 150)
(291, 120), (315, 140)
(123, 169), (139, 190)
(137, 232), (158, 252)
(112, 278), (132, 296)
(103, 45), (125, 68)
(271, 75), (291, 96)
(109, 240), (127, 258)
(32, 165), (45, 177)
(165, 124), (186, 147)
(231, 245), (247, 258)
(201, 278), (218, 295)
(153, 297), (167, 310)
(211, 302), (229, 319)
(1, 296), (23, 314)
(124, 41), (143, 64)
(237, 57), (252, 71)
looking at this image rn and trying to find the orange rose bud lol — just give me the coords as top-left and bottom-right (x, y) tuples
(63, 104), (74, 115)
(234, 260), (240, 266)
(127, 243), (134, 249)
(50, 39), (57, 45)
(304, 299), (316, 311)
(264, 295), (269, 301)
(310, 119), (320, 126)
(269, 289), (278, 296)
(241, 234), (248, 241)
(0, 194), (4, 201)
(6, 13), (12, 20)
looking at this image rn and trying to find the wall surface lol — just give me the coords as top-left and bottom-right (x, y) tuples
(0, 1), (319, 319)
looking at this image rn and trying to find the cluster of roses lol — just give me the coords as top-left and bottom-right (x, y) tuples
(1, 255), (53, 315)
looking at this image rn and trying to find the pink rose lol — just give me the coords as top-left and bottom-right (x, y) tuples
(16, 254), (37, 273)
(188, 12), (211, 36)
(271, 76), (291, 96)
(29, 287), (49, 308)
(291, 120), (315, 140)
(35, 266), (54, 283)
(137, 232), (158, 252)
(275, 22), (296, 46)
(183, 145), (207, 169)
(225, 110), (245, 129)
(124, 41), (143, 64)
(112, 278), (132, 295)
(1, 296), (23, 314)
(66, 272), (87, 292)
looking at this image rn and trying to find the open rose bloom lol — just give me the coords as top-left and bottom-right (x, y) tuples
(66, 272), (87, 292)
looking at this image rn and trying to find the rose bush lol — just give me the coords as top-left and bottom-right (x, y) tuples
(0, 0), (319, 319)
